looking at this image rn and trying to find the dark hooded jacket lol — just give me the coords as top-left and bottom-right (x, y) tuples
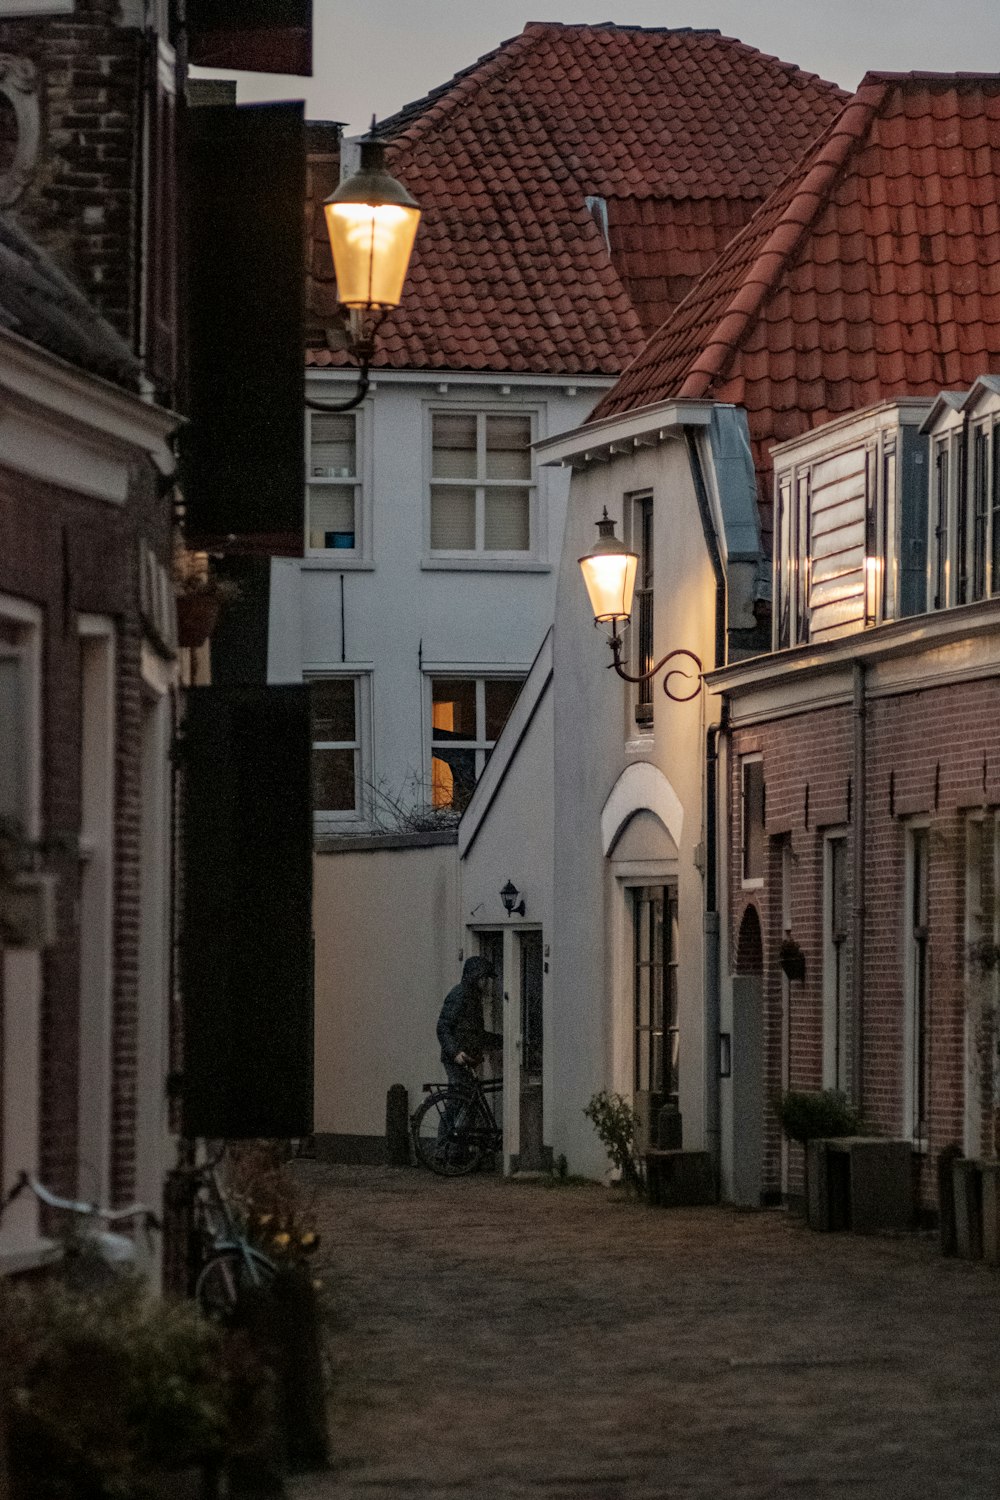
(437, 955), (496, 1065)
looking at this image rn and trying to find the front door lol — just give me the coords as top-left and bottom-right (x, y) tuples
(518, 932), (545, 1171)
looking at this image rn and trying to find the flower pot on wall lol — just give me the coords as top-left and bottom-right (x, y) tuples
(176, 592), (221, 649)
(779, 937), (806, 982)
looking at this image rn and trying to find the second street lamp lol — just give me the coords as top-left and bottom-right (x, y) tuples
(309, 124), (421, 414)
(578, 509), (702, 703)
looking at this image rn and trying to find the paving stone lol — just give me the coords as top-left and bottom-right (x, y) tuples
(289, 1164), (1000, 1499)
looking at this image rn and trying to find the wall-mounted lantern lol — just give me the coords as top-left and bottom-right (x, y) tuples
(500, 880), (526, 917)
(578, 510), (702, 702)
(310, 123), (421, 415)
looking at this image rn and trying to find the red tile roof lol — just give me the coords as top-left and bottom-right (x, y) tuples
(594, 72), (1000, 531)
(307, 24), (845, 373)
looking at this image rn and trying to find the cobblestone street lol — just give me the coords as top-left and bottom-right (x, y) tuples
(291, 1164), (1000, 1499)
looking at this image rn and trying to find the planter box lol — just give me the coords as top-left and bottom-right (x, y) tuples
(644, 1149), (715, 1208)
(982, 1162), (1000, 1268)
(952, 1157), (984, 1260)
(807, 1138), (914, 1233)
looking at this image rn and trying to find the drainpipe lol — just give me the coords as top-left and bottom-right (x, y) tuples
(852, 660), (867, 1111)
(686, 431), (727, 1180)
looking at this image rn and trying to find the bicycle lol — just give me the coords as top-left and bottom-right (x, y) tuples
(410, 1071), (503, 1176)
(187, 1148), (278, 1321)
(0, 1171), (159, 1279)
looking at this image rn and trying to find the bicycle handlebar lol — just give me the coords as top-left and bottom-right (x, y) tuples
(2, 1171), (161, 1231)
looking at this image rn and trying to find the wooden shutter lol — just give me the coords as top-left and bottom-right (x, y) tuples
(183, 100), (305, 554)
(186, 0), (312, 76)
(181, 685), (313, 1139)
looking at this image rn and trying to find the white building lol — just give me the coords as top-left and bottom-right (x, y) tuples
(267, 23), (847, 1160)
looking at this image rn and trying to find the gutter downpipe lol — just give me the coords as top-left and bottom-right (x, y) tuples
(852, 659), (866, 1111)
(686, 430), (726, 1186)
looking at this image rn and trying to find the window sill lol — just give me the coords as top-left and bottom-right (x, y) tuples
(741, 878), (765, 891)
(420, 557), (551, 574)
(301, 557), (375, 572)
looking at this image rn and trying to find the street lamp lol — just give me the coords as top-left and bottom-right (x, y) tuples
(309, 124), (421, 415)
(578, 509), (702, 702)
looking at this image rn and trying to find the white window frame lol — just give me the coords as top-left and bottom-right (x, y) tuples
(902, 821), (931, 1148)
(308, 672), (372, 832)
(424, 405), (539, 563)
(626, 490), (654, 734)
(425, 671), (526, 810)
(0, 593), (47, 1267)
(821, 829), (851, 1093)
(303, 404), (373, 565)
(740, 755), (765, 891)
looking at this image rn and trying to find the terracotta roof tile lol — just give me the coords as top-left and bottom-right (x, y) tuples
(306, 24), (844, 372)
(593, 72), (1000, 543)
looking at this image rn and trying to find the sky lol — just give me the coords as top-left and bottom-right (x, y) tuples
(191, 0), (1000, 134)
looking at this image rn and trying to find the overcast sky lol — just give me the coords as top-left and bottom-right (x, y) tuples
(192, 1), (1000, 133)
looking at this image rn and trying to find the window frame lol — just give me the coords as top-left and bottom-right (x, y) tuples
(307, 672), (371, 831)
(424, 405), (539, 562)
(425, 671), (526, 813)
(626, 490), (654, 731)
(303, 403), (372, 564)
(821, 829), (851, 1093)
(740, 755), (765, 890)
(902, 821), (931, 1148)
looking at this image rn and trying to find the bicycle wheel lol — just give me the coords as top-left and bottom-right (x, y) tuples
(411, 1088), (487, 1176)
(196, 1247), (277, 1321)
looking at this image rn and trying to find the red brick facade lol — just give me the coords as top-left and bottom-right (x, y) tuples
(729, 667), (1000, 1207)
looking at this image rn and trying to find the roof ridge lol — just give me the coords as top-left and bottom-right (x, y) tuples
(374, 27), (542, 143)
(677, 80), (888, 399)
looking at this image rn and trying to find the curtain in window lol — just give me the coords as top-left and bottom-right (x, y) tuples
(310, 414), (355, 478)
(484, 487), (529, 551)
(431, 487), (475, 549)
(432, 414), (477, 478)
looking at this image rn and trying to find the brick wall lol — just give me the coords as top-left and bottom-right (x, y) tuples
(0, 0), (146, 350)
(728, 675), (1000, 1207)
(0, 455), (171, 1205)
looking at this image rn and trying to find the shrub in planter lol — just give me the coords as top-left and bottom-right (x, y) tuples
(0, 1273), (277, 1498)
(773, 1089), (860, 1147)
(584, 1091), (645, 1197)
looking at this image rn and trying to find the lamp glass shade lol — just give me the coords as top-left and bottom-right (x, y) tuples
(324, 199), (420, 309)
(579, 516), (639, 623)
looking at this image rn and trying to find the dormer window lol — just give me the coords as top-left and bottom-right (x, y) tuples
(773, 402), (930, 648)
(925, 377), (1000, 612)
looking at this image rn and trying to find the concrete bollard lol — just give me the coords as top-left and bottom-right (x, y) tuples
(386, 1084), (410, 1166)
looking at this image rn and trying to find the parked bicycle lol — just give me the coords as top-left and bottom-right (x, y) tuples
(0, 1171), (159, 1279)
(187, 1147), (278, 1320)
(410, 1071), (503, 1176)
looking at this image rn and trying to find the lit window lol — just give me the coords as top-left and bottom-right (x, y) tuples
(741, 757), (765, 886)
(307, 412), (360, 553)
(430, 411), (533, 554)
(429, 675), (523, 811)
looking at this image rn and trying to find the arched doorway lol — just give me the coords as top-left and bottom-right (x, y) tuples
(732, 904), (764, 1206)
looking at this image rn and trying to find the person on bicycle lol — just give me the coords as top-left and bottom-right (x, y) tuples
(437, 954), (500, 1086)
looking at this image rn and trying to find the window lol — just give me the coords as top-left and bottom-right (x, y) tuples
(822, 832), (851, 1092)
(633, 886), (679, 1107)
(933, 440), (950, 609)
(630, 494), (654, 727)
(429, 675), (523, 812)
(429, 411), (533, 554)
(903, 825), (931, 1145)
(971, 425), (989, 602)
(741, 757), (765, 886)
(310, 677), (363, 821)
(307, 411), (360, 554)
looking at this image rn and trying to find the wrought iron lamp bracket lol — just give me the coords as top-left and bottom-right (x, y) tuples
(606, 631), (703, 703)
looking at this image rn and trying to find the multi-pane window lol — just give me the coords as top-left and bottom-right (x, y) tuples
(310, 677), (361, 817)
(741, 757), (765, 885)
(823, 833), (851, 1093)
(307, 412), (360, 553)
(933, 440), (951, 609)
(429, 675), (523, 812)
(633, 885), (679, 1107)
(429, 411), (532, 554)
(632, 495), (654, 726)
(904, 826), (931, 1144)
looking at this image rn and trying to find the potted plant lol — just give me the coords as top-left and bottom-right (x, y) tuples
(773, 1088), (859, 1223)
(778, 935), (806, 982)
(584, 1090), (645, 1197)
(173, 545), (241, 650)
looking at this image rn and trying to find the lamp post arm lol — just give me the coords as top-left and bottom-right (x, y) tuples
(607, 635), (703, 702)
(305, 360), (370, 414)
